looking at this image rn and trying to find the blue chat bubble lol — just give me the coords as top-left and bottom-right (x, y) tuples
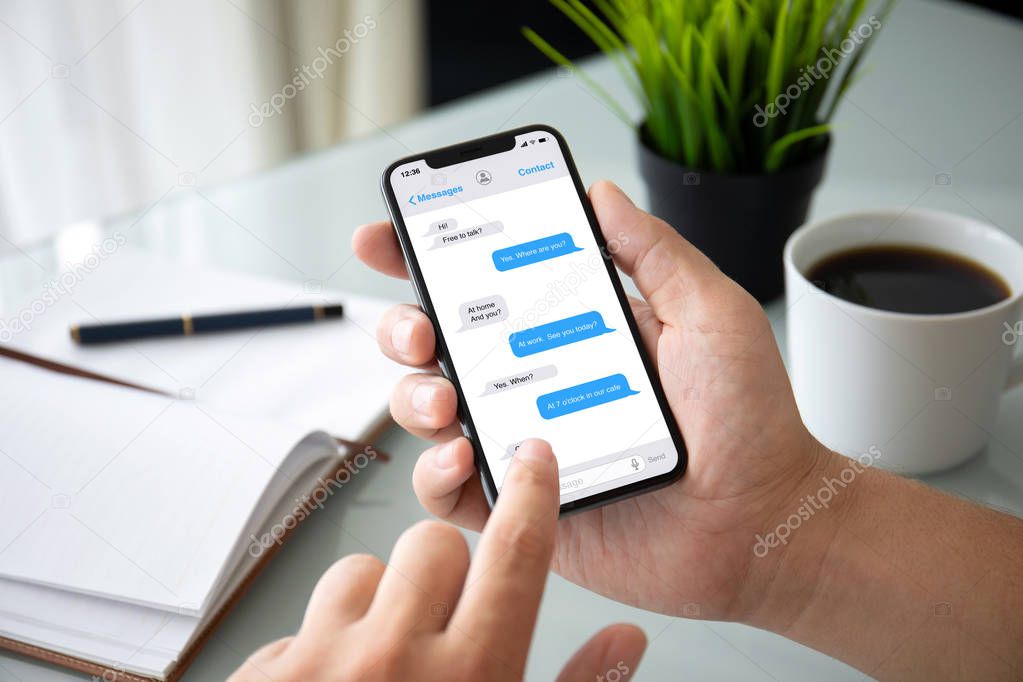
(508, 311), (614, 358)
(492, 232), (582, 271)
(536, 373), (639, 420)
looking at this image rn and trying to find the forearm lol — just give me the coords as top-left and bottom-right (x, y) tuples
(747, 444), (1023, 680)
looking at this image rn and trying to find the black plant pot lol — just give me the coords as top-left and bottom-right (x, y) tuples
(637, 133), (829, 303)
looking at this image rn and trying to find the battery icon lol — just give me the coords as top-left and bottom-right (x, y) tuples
(538, 137), (547, 143)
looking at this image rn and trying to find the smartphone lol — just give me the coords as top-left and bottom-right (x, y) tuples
(380, 124), (686, 514)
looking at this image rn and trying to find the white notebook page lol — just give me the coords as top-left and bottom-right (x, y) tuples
(1, 248), (404, 437)
(0, 358), (323, 614)
(0, 451), (344, 679)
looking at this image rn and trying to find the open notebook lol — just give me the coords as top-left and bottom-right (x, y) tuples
(0, 248), (406, 436)
(0, 251), (406, 680)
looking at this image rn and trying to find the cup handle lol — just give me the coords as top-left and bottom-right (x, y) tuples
(1008, 349), (1023, 391)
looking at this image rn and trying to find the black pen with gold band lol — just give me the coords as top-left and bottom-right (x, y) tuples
(70, 304), (344, 345)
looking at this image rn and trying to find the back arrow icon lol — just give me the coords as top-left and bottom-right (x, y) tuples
(408, 194), (416, 206)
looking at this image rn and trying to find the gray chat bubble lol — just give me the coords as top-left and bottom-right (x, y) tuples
(502, 441), (524, 460)
(482, 364), (557, 397)
(458, 294), (509, 331)
(429, 221), (503, 249)
(423, 218), (457, 236)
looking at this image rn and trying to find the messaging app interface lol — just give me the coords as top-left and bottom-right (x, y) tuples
(390, 131), (678, 503)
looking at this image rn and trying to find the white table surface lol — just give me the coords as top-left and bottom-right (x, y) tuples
(2, 1), (1022, 680)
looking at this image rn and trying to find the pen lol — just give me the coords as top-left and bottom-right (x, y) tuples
(70, 304), (344, 345)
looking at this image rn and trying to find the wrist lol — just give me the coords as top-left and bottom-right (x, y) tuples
(734, 437), (870, 633)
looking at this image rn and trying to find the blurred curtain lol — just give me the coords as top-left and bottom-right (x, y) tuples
(0, 0), (424, 246)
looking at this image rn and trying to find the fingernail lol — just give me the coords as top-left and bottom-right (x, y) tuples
(435, 441), (457, 469)
(516, 439), (553, 464)
(391, 318), (415, 355)
(411, 381), (438, 416)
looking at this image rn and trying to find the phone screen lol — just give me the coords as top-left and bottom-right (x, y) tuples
(385, 128), (683, 507)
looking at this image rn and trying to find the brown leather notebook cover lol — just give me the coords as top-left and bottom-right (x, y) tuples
(0, 348), (393, 681)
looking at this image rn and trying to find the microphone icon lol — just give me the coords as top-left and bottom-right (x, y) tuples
(630, 458), (639, 471)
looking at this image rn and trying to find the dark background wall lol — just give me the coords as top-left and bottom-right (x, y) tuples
(426, 0), (1022, 107)
(426, 1), (600, 106)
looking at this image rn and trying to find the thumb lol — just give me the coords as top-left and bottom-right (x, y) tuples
(589, 180), (723, 320)
(556, 623), (647, 682)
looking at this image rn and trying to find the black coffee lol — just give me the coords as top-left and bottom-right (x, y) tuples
(806, 245), (1011, 314)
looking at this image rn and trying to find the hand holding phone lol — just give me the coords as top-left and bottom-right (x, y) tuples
(358, 173), (819, 621)
(381, 126), (687, 514)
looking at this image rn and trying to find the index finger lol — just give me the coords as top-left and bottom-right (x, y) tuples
(446, 439), (560, 670)
(351, 220), (409, 280)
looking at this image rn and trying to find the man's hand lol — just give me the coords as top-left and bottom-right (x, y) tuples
(229, 440), (647, 682)
(345, 180), (1023, 680)
(352, 180), (822, 622)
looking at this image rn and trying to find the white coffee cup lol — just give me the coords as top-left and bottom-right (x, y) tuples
(784, 209), (1023, 475)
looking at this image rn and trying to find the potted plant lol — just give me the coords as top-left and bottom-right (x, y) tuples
(525, 0), (892, 301)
